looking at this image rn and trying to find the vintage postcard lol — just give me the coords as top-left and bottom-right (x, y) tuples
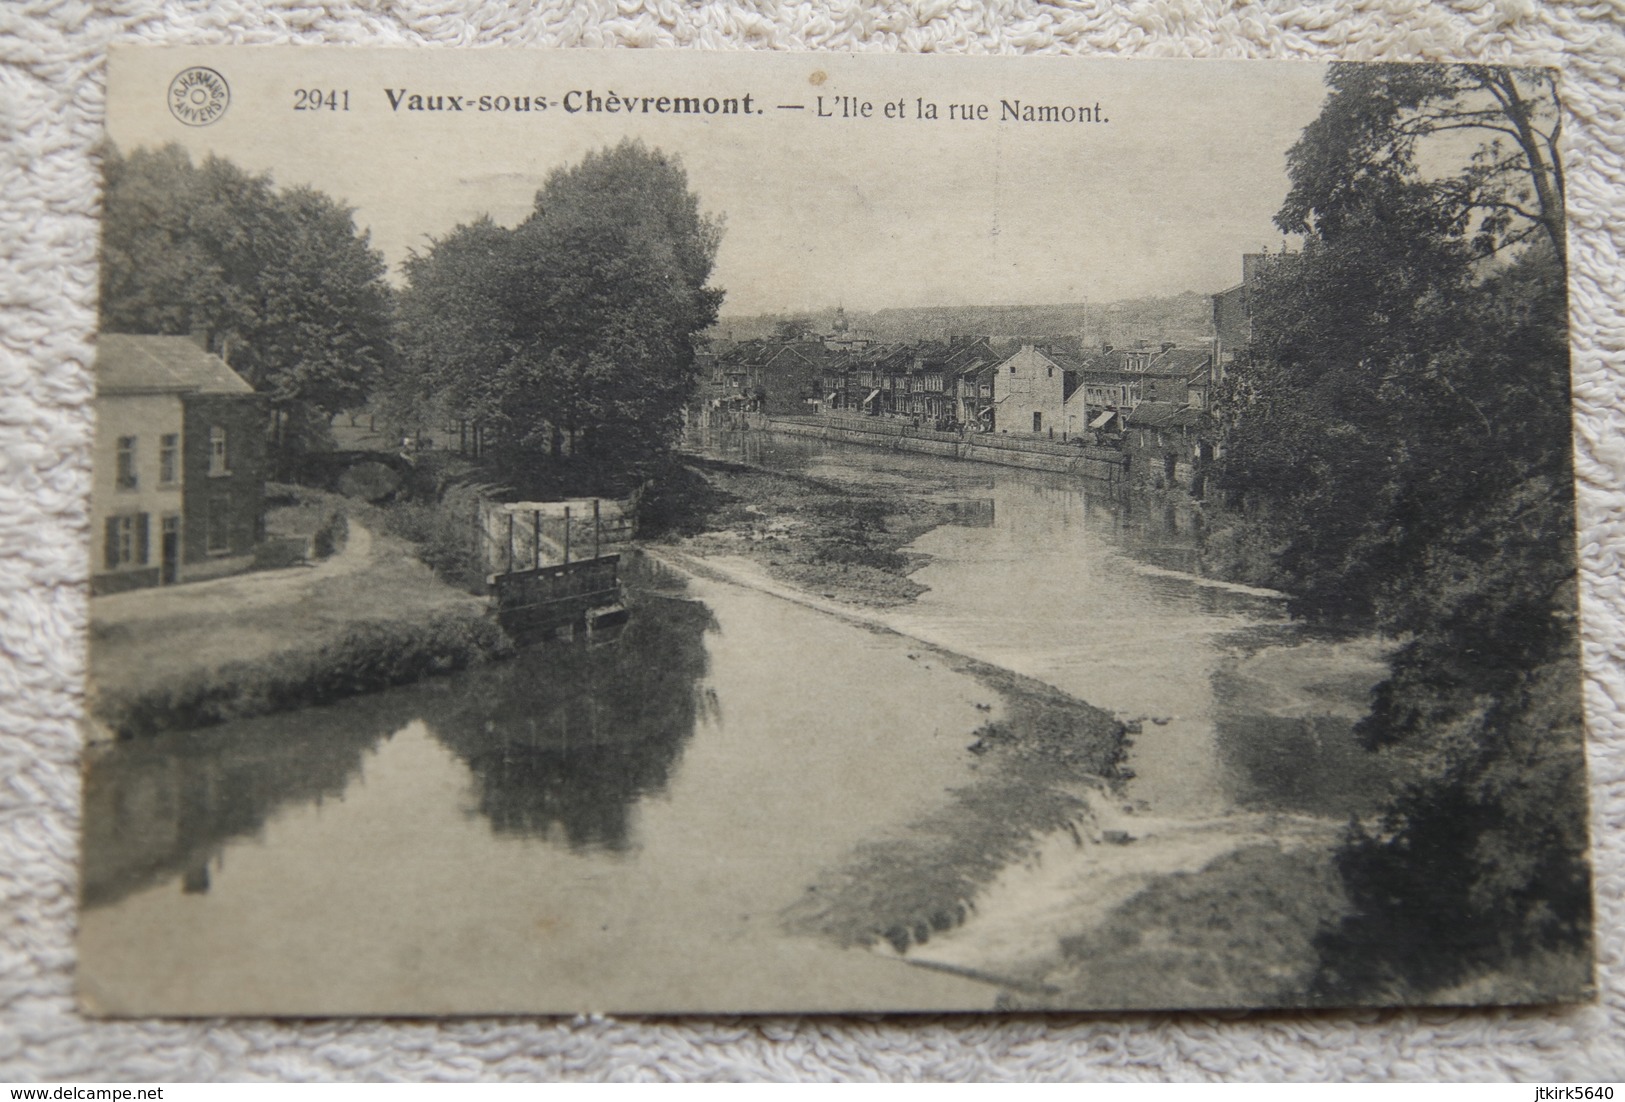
(79, 48), (1593, 1016)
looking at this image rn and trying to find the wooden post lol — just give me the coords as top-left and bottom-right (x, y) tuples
(593, 499), (601, 560)
(563, 506), (572, 566)
(533, 510), (541, 569)
(506, 512), (515, 574)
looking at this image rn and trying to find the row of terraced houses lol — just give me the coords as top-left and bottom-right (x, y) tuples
(701, 333), (1218, 431)
(697, 255), (1264, 481)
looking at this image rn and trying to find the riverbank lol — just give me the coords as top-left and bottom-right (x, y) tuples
(94, 460), (819, 743)
(88, 510), (509, 741)
(649, 458), (1153, 964)
(645, 459), (1150, 978)
(643, 545), (1129, 965)
(1006, 839), (1350, 1009)
(654, 444), (1404, 1010)
(78, 563), (1018, 1015)
(658, 537), (1353, 1009)
(85, 436), (1399, 1012)
(783, 666), (1127, 959)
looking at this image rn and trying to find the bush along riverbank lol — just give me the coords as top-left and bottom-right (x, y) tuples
(91, 458), (655, 742)
(93, 607), (515, 741)
(89, 483), (516, 741)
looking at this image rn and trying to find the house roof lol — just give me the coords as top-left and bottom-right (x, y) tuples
(96, 334), (256, 396)
(813, 337), (1008, 381)
(1124, 401), (1185, 427)
(718, 339), (833, 372)
(1151, 346), (1213, 375)
(1088, 349), (1151, 375)
(1105, 348), (1197, 376)
(943, 338), (997, 370)
(955, 358), (998, 380)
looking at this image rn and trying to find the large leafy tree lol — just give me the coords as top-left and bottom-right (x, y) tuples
(1278, 63), (1565, 269)
(391, 140), (723, 487)
(101, 144), (395, 450)
(1216, 63), (1589, 1001)
(391, 217), (517, 439)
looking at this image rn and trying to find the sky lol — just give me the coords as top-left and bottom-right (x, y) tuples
(107, 49), (1331, 317)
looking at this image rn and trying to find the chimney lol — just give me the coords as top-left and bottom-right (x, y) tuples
(188, 329), (228, 363)
(1241, 252), (1268, 286)
(1161, 341), (1176, 353)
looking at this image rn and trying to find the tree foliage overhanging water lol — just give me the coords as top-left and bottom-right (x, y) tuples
(1212, 63), (1590, 1002)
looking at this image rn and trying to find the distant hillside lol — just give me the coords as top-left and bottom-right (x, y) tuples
(712, 293), (1214, 349)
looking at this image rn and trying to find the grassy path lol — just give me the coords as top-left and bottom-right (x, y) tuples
(88, 519), (492, 737)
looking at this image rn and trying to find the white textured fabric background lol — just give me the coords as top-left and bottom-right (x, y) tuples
(1, 0), (1622, 1082)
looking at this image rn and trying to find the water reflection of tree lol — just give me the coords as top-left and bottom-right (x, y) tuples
(1083, 494), (1204, 575)
(1207, 635), (1398, 818)
(425, 593), (716, 852)
(82, 590), (717, 906)
(81, 705), (394, 909)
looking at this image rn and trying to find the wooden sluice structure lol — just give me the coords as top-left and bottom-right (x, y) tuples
(483, 499), (632, 642)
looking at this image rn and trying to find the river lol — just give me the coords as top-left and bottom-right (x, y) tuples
(78, 435), (1396, 1015)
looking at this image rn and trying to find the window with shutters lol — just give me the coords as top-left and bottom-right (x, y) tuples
(103, 514), (148, 569)
(207, 495), (232, 553)
(116, 436), (138, 490)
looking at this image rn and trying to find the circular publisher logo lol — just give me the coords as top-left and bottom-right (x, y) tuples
(168, 67), (230, 126)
